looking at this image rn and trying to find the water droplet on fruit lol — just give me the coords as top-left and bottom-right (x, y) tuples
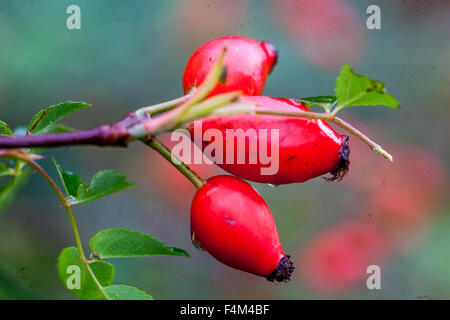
(191, 232), (206, 251)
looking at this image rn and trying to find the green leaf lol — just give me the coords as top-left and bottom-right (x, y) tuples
(52, 159), (134, 205)
(296, 96), (337, 111)
(0, 166), (31, 213)
(90, 228), (190, 259)
(0, 164), (15, 177)
(104, 285), (153, 300)
(62, 170), (84, 199)
(57, 247), (114, 300)
(0, 121), (13, 136)
(73, 170), (134, 205)
(335, 64), (399, 109)
(52, 158), (84, 198)
(27, 101), (90, 134)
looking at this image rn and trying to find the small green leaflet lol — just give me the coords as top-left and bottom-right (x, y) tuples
(73, 170), (135, 205)
(89, 228), (190, 259)
(27, 101), (90, 134)
(335, 64), (399, 109)
(62, 170), (84, 199)
(296, 96), (337, 111)
(52, 158), (83, 198)
(0, 121), (13, 136)
(57, 247), (114, 300)
(103, 285), (153, 300)
(52, 158), (134, 205)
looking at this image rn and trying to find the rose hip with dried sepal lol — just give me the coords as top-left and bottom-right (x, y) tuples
(190, 175), (294, 282)
(189, 96), (349, 184)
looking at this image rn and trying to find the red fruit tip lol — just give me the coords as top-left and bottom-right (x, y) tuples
(326, 135), (350, 182)
(266, 255), (295, 283)
(261, 40), (278, 74)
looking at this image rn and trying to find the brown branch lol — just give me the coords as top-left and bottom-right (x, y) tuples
(0, 51), (229, 150)
(0, 112), (141, 149)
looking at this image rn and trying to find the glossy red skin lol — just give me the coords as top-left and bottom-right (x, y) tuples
(183, 36), (277, 96)
(190, 175), (285, 277)
(189, 96), (345, 184)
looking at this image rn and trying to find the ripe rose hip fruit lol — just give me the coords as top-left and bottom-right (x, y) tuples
(183, 36), (278, 96)
(189, 96), (349, 184)
(190, 175), (294, 282)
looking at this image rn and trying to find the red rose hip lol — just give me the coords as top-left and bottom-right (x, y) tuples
(183, 36), (278, 97)
(190, 175), (294, 282)
(189, 96), (349, 184)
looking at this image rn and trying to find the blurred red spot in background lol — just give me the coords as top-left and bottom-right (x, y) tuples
(365, 145), (447, 226)
(174, 0), (248, 47)
(300, 221), (390, 293)
(338, 119), (447, 227)
(273, 0), (366, 70)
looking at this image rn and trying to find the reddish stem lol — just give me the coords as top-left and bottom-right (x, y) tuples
(0, 112), (140, 149)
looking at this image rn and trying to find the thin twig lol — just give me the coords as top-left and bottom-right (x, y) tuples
(253, 109), (393, 161)
(0, 112), (140, 149)
(0, 50), (228, 150)
(2, 151), (111, 300)
(135, 93), (192, 119)
(142, 137), (205, 189)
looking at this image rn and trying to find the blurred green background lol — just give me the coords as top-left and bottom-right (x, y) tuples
(0, 0), (449, 299)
